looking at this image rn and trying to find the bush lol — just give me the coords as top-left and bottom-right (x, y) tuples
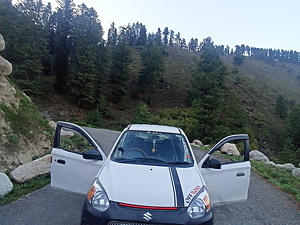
(85, 108), (103, 127)
(132, 102), (152, 124)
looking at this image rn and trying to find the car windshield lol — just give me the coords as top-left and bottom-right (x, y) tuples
(111, 130), (193, 167)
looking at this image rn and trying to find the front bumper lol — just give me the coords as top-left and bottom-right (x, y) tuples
(81, 199), (213, 225)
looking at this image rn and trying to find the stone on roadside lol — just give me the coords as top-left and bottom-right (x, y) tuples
(0, 34), (5, 51)
(275, 164), (284, 168)
(249, 150), (269, 163)
(220, 143), (240, 156)
(0, 56), (12, 76)
(282, 163), (296, 169)
(49, 120), (56, 129)
(266, 161), (276, 166)
(0, 172), (13, 196)
(192, 140), (203, 147)
(292, 168), (300, 177)
(9, 154), (51, 183)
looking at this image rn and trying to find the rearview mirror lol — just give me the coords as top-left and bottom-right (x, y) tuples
(83, 149), (102, 160)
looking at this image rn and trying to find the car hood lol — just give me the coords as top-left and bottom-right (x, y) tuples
(98, 160), (204, 207)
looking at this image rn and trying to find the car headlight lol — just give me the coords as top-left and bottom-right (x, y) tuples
(187, 186), (211, 219)
(87, 179), (110, 212)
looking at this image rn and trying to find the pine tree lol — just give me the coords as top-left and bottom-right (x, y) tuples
(155, 28), (162, 46)
(69, 4), (105, 107)
(275, 94), (287, 119)
(163, 27), (169, 46)
(109, 43), (132, 104)
(107, 22), (118, 45)
(139, 44), (165, 106)
(188, 43), (228, 143)
(50, 0), (75, 94)
(175, 32), (181, 47)
(169, 30), (174, 47)
(180, 38), (187, 49)
(138, 23), (147, 46)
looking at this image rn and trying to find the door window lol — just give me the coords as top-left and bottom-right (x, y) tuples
(59, 128), (95, 153)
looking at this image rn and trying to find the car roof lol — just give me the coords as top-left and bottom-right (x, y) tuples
(127, 124), (182, 134)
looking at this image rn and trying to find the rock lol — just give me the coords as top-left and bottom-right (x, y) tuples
(0, 55), (12, 76)
(0, 76), (18, 107)
(193, 140), (203, 147)
(266, 161), (276, 166)
(249, 150), (269, 162)
(0, 172), (13, 196)
(275, 164), (284, 168)
(292, 168), (300, 177)
(0, 34), (5, 51)
(49, 120), (56, 129)
(220, 143), (240, 156)
(282, 163), (296, 169)
(9, 154), (51, 183)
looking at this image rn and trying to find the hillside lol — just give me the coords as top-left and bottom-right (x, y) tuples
(34, 46), (300, 162)
(221, 55), (300, 155)
(0, 34), (51, 172)
(158, 49), (300, 155)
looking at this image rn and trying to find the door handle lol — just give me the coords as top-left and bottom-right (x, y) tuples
(236, 172), (245, 177)
(57, 159), (66, 165)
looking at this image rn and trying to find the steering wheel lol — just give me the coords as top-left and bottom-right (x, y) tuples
(127, 148), (148, 157)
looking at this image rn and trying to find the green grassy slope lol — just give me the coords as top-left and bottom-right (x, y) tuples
(152, 48), (300, 157)
(221, 55), (300, 156)
(150, 46), (199, 109)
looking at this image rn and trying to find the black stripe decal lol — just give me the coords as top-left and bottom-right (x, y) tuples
(170, 167), (184, 207)
(169, 168), (177, 206)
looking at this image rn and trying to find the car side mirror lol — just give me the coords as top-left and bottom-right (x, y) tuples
(204, 158), (222, 169)
(83, 149), (103, 160)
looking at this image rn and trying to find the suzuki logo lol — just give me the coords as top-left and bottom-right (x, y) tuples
(143, 212), (152, 221)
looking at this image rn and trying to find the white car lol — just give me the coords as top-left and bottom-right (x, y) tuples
(51, 122), (251, 225)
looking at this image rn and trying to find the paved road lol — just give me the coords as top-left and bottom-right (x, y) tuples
(1, 128), (299, 225)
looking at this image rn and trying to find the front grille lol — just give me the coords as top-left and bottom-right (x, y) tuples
(108, 221), (163, 225)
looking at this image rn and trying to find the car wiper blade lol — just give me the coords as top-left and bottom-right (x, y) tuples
(168, 161), (192, 165)
(115, 158), (139, 163)
(133, 157), (166, 163)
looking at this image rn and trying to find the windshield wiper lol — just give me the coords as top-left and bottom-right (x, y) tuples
(115, 157), (165, 163)
(132, 157), (167, 163)
(115, 158), (138, 163)
(168, 161), (192, 165)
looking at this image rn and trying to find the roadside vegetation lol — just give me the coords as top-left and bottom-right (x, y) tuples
(0, 174), (50, 207)
(251, 161), (300, 202)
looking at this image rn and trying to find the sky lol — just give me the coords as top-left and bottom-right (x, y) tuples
(13, 0), (300, 51)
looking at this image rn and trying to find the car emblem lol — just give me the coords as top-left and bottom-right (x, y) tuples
(143, 212), (152, 221)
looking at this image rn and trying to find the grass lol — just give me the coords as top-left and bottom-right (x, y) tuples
(0, 174), (50, 207)
(251, 160), (300, 202)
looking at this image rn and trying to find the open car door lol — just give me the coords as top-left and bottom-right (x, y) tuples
(51, 121), (107, 195)
(198, 134), (251, 205)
